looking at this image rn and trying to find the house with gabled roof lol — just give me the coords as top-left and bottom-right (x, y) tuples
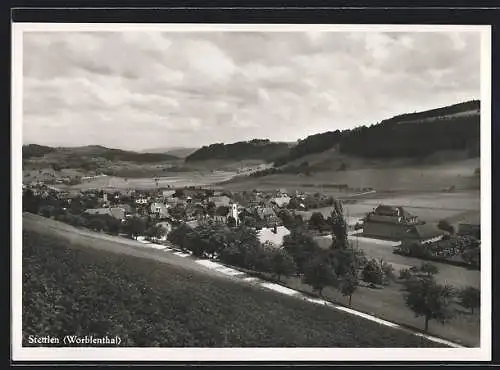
(258, 225), (291, 248)
(362, 204), (441, 241)
(208, 195), (232, 208)
(150, 202), (170, 219)
(84, 207), (126, 220)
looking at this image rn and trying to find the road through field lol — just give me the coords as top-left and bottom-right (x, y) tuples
(21, 213), (465, 348)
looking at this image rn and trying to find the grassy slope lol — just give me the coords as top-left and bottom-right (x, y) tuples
(222, 158), (480, 194)
(22, 229), (442, 348)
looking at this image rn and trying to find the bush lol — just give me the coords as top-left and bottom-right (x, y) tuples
(361, 259), (384, 286)
(458, 286), (480, 314)
(437, 219), (455, 234)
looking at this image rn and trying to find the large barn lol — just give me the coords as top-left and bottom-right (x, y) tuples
(362, 205), (443, 243)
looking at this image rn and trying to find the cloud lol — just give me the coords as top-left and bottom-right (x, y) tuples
(22, 30), (481, 150)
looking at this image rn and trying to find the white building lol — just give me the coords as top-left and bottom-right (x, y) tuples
(270, 195), (291, 208)
(231, 202), (240, 226)
(258, 226), (291, 248)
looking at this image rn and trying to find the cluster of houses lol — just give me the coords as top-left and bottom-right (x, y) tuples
(25, 180), (478, 252)
(23, 182), (301, 248)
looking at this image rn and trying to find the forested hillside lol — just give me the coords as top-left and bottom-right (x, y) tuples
(22, 144), (179, 169)
(185, 139), (290, 163)
(22, 144), (56, 159)
(273, 100), (480, 167)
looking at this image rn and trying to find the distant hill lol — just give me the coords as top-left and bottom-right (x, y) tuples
(185, 139), (291, 163)
(273, 100), (480, 167)
(22, 144), (180, 176)
(141, 147), (199, 158)
(22, 144), (56, 159)
(23, 144), (178, 163)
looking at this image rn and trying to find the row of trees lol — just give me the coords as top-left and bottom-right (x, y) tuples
(49, 210), (167, 241)
(399, 264), (480, 332)
(168, 223), (297, 279)
(168, 197), (481, 333)
(167, 200), (378, 306)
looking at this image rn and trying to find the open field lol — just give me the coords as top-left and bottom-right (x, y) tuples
(21, 214), (443, 348)
(295, 191), (480, 225)
(222, 158), (480, 194)
(57, 172), (238, 191)
(272, 272), (480, 347)
(314, 235), (480, 289)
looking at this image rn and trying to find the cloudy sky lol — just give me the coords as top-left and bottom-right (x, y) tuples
(23, 30), (481, 151)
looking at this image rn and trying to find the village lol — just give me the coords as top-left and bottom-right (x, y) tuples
(22, 181), (336, 245)
(22, 179), (480, 271)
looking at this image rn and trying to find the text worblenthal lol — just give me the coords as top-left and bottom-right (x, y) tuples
(26, 335), (122, 345)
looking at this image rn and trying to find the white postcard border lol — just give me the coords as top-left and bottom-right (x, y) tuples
(11, 22), (492, 362)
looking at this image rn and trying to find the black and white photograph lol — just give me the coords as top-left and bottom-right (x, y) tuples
(12, 22), (491, 362)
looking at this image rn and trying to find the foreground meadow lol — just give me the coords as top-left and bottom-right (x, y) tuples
(22, 229), (443, 348)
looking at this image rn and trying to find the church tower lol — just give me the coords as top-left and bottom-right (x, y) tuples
(231, 203), (239, 226)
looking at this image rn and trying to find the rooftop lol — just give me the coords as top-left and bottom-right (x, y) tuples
(258, 226), (291, 247)
(411, 223), (443, 240)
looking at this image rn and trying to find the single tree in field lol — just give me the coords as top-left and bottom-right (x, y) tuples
(302, 255), (338, 297)
(404, 276), (455, 332)
(361, 259), (384, 286)
(123, 216), (146, 240)
(458, 286), (480, 314)
(206, 201), (217, 217)
(144, 224), (166, 240)
(277, 209), (295, 229)
(168, 204), (187, 220)
(419, 262), (440, 277)
(282, 230), (322, 275)
(329, 200), (348, 248)
(309, 212), (326, 233)
(270, 249), (297, 281)
(227, 216), (236, 228)
(69, 196), (84, 214)
(215, 205), (230, 217)
(328, 245), (363, 279)
(462, 244), (480, 269)
(340, 271), (358, 306)
(437, 219), (455, 234)
(167, 223), (192, 248)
